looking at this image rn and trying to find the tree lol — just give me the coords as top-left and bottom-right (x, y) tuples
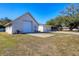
(46, 4), (79, 31)
(60, 4), (79, 31)
(46, 16), (64, 31)
(46, 19), (55, 25)
(46, 16), (68, 27)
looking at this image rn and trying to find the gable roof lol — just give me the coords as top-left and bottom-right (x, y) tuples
(5, 12), (39, 26)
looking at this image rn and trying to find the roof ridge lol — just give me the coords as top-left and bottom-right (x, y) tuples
(5, 12), (39, 26)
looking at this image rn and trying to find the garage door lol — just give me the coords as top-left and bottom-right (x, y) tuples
(23, 21), (32, 33)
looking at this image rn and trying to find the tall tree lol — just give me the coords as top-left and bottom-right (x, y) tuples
(46, 4), (79, 31)
(61, 4), (79, 30)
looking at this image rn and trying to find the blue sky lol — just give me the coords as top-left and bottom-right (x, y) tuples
(0, 3), (69, 24)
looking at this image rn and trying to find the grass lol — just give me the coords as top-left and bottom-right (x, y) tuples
(0, 32), (79, 55)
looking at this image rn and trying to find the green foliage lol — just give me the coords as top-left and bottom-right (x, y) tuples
(46, 4), (79, 31)
(46, 16), (65, 26)
(46, 19), (54, 25)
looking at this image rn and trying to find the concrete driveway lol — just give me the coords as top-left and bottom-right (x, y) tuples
(28, 33), (54, 38)
(52, 31), (79, 35)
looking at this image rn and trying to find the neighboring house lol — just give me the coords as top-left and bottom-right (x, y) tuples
(62, 27), (70, 31)
(38, 24), (51, 32)
(5, 13), (39, 34)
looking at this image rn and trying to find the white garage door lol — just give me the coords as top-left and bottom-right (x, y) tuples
(23, 21), (32, 33)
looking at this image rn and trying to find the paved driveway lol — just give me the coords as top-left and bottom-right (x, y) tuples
(52, 31), (79, 35)
(28, 31), (79, 38)
(28, 33), (54, 38)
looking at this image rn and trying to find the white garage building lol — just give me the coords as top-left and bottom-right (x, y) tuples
(5, 13), (39, 34)
(38, 24), (51, 32)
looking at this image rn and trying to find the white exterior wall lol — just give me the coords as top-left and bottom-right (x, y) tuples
(6, 25), (12, 34)
(12, 14), (38, 33)
(38, 25), (43, 32)
(38, 25), (51, 32)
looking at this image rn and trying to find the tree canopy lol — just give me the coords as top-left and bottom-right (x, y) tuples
(46, 4), (79, 31)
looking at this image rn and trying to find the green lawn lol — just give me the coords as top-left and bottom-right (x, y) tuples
(0, 32), (79, 56)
